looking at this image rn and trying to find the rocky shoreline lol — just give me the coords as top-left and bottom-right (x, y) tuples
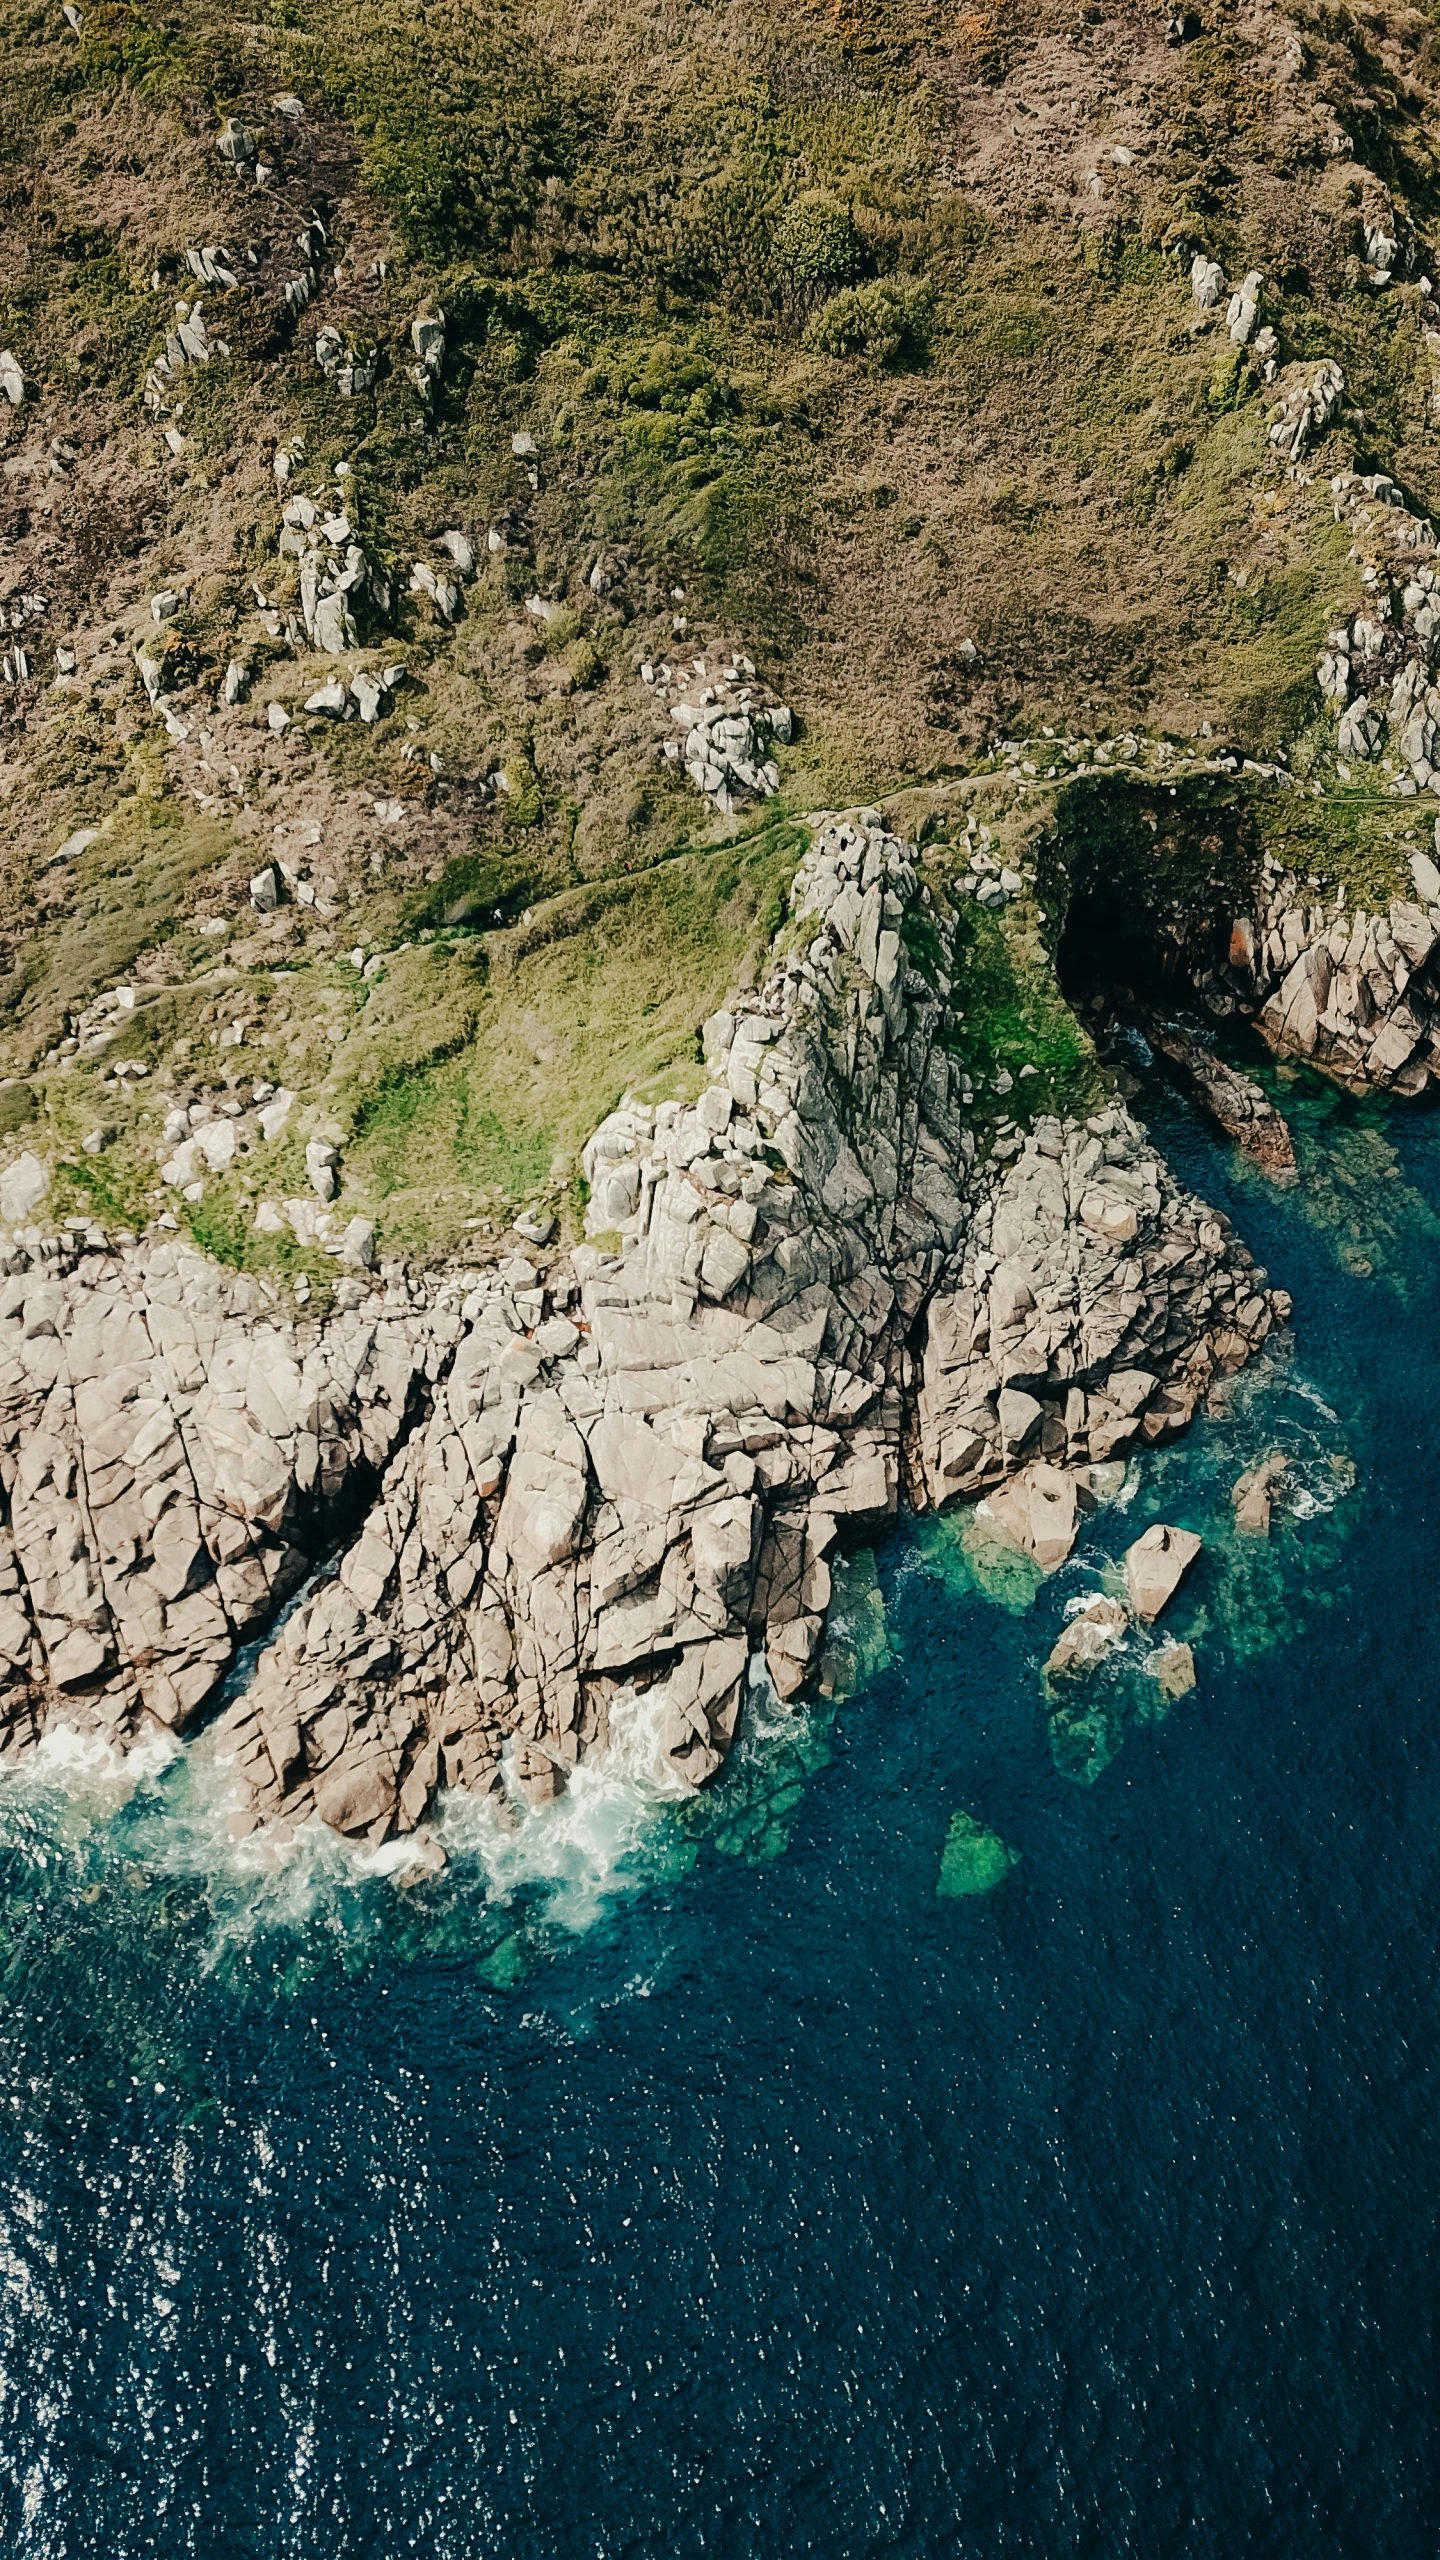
(0, 811), (1299, 1853)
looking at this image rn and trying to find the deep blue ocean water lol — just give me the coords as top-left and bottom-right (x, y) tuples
(3, 1062), (1440, 2557)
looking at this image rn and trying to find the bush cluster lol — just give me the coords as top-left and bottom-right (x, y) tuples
(776, 194), (862, 289)
(804, 279), (932, 370)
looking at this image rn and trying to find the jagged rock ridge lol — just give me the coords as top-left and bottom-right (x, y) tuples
(0, 815), (1288, 1844)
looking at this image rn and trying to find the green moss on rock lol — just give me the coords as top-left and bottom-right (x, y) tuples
(937, 1811), (1019, 1898)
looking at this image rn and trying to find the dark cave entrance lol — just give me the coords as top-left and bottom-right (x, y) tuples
(1048, 777), (1267, 1042)
(1045, 779), (1301, 1163)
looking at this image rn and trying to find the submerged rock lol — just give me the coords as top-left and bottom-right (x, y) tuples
(1232, 1453), (1288, 1535)
(1149, 1640), (1197, 1699)
(1144, 1016), (1296, 1179)
(937, 1811), (1020, 1898)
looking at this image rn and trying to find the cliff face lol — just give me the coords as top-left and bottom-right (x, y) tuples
(0, 1233), (435, 1767)
(0, 813), (1287, 1843)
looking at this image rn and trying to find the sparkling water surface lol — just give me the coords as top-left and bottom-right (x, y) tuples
(3, 1061), (1439, 2556)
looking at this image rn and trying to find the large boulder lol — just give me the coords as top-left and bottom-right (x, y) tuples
(986, 1462), (1079, 1573)
(1124, 1523), (1202, 1622)
(0, 1152), (47, 1225)
(1044, 1595), (1128, 1678)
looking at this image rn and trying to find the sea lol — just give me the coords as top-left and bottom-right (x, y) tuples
(2, 1048), (1439, 2556)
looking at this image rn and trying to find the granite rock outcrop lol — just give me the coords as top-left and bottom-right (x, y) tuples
(0, 814), (1290, 1842)
(1206, 859), (1440, 1093)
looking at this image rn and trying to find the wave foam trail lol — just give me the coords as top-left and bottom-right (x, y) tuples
(0, 1555), (882, 1984)
(0, 1667), (767, 1973)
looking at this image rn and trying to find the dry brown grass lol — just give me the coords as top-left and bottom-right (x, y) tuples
(0, 0), (1438, 1240)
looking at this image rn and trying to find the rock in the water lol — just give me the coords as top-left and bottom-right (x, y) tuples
(1124, 1522), (1202, 1622)
(1231, 1453), (1287, 1535)
(986, 1462), (1079, 1573)
(937, 1811), (1020, 1897)
(1044, 1595), (1128, 1678)
(1150, 1640), (1196, 1699)
(1145, 1016), (1296, 1179)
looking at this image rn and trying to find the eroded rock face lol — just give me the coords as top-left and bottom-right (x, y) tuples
(1223, 867), (1440, 1094)
(221, 813), (955, 1829)
(0, 814), (1287, 1842)
(915, 1106), (1286, 1508)
(0, 1242), (436, 1764)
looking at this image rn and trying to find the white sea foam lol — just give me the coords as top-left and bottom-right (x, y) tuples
(1288, 1375), (1340, 1424)
(24, 1719), (178, 1790)
(0, 1585), (858, 1969)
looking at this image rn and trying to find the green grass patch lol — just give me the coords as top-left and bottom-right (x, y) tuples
(341, 822), (802, 1249)
(7, 799), (238, 1060)
(180, 1184), (339, 1305)
(944, 903), (1101, 1122)
(357, 1063), (550, 1202)
(0, 1085), (37, 1138)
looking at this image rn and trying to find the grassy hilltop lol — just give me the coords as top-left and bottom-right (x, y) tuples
(1, 0), (1438, 1265)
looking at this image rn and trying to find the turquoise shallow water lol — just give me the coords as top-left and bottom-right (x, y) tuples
(3, 1062), (1440, 2555)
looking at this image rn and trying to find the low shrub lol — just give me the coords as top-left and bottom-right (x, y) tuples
(805, 279), (932, 371)
(777, 194), (862, 290)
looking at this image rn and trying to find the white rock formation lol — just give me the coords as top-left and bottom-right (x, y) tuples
(1267, 359), (1344, 463)
(1213, 857), (1440, 1094)
(1125, 1522), (1202, 1621)
(1226, 270), (1264, 345)
(0, 816), (1286, 1841)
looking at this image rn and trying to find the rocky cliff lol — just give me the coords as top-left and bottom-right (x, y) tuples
(0, 811), (1288, 1846)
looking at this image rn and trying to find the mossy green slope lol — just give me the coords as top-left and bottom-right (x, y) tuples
(1, 0), (1439, 1253)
